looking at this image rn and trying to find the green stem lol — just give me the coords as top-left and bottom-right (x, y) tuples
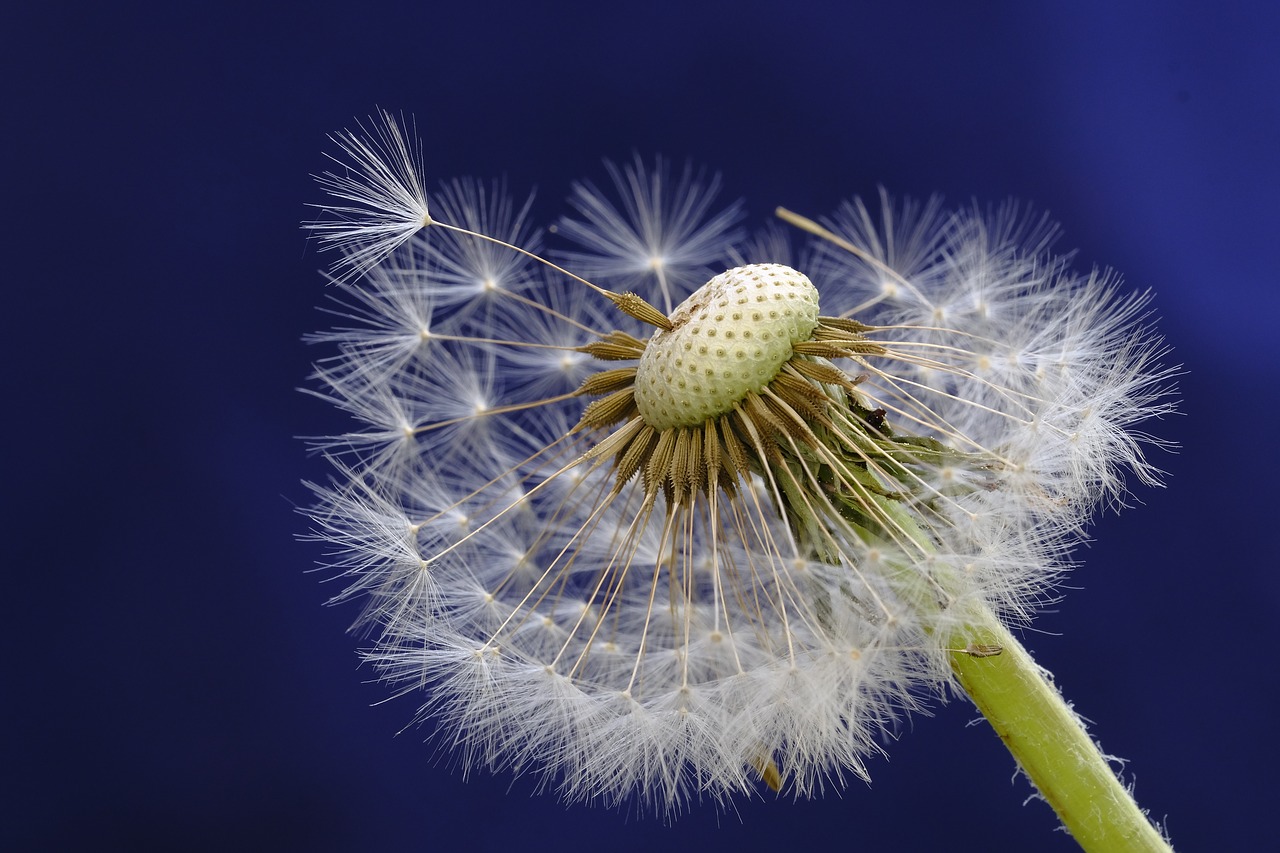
(853, 496), (1171, 851)
(789, 410), (1172, 851)
(946, 610), (1171, 852)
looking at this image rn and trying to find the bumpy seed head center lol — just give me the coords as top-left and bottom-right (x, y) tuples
(634, 264), (820, 430)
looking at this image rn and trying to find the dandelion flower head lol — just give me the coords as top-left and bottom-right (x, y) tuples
(303, 112), (1173, 811)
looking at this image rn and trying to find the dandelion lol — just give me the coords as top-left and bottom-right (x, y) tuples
(303, 114), (1176, 849)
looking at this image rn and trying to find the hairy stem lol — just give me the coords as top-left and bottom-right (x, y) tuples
(844, 495), (1172, 850)
(780, 373), (1170, 850)
(947, 611), (1171, 852)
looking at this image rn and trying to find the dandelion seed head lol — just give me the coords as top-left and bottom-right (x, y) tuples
(301, 121), (1174, 811)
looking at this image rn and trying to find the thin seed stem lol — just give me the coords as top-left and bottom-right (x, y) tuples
(432, 220), (672, 330)
(775, 207), (916, 294)
(432, 221), (615, 298)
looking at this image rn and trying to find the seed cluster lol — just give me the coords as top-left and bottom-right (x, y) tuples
(573, 264), (897, 519)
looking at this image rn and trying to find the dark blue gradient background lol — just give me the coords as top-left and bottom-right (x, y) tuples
(7, 2), (1277, 850)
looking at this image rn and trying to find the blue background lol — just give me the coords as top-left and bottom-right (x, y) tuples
(7, 1), (1278, 850)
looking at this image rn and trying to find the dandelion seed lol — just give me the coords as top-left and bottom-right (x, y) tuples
(556, 154), (746, 314)
(301, 118), (1176, 846)
(418, 177), (543, 314)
